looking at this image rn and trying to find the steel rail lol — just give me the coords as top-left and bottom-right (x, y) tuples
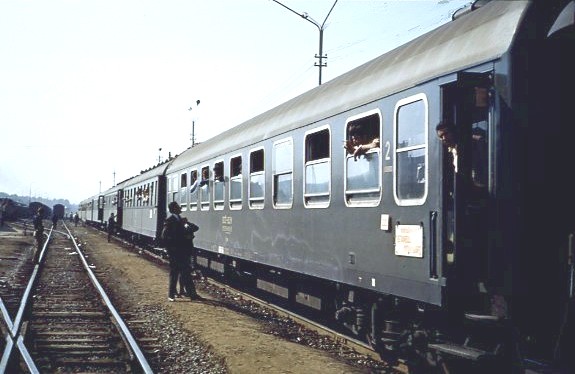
(0, 226), (51, 373)
(1, 223), (153, 373)
(63, 223), (154, 374)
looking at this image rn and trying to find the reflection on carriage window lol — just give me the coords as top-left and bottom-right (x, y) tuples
(249, 149), (265, 208)
(273, 139), (293, 207)
(230, 156), (242, 208)
(274, 174), (292, 205)
(396, 97), (427, 202)
(214, 161), (224, 209)
(189, 170), (198, 209)
(346, 153), (379, 192)
(200, 166), (210, 210)
(305, 129), (330, 206)
(397, 149), (425, 200)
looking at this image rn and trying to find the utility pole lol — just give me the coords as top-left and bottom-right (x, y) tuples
(188, 99), (201, 146)
(271, 0), (338, 85)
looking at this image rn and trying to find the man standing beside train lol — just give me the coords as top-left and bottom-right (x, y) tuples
(161, 201), (202, 302)
(107, 213), (115, 242)
(32, 207), (45, 263)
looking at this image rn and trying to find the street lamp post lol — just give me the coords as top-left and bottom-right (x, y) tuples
(188, 99), (201, 147)
(271, 0), (339, 85)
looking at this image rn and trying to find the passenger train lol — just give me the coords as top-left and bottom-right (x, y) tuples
(79, 1), (575, 372)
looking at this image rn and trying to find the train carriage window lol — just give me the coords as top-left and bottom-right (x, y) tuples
(189, 170), (198, 211)
(136, 187), (141, 206)
(273, 138), (293, 208)
(304, 127), (330, 207)
(344, 111), (381, 206)
(213, 161), (224, 210)
(200, 166), (210, 210)
(171, 176), (178, 205)
(180, 172), (188, 210)
(139, 186), (145, 206)
(150, 182), (155, 207)
(394, 94), (428, 205)
(229, 156), (242, 209)
(249, 148), (265, 209)
(143, 185), (150, 206)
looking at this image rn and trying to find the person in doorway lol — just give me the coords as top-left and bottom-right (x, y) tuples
(436, 121), (459, 173)
(161, 201), (202, 302)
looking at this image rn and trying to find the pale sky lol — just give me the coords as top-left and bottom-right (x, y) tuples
(0, 0), (470, 204)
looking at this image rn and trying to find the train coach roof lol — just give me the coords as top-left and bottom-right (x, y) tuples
(168, 0), (528, 170)
(120, 161), (172, 188)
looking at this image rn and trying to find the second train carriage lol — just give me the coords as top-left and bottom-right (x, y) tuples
(78, 194), (101, 227)
(120, 162), (170, 248)
(101, 182), (124, 233)
(77, 196), (93, 224)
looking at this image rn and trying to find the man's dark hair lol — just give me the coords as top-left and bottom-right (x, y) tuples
(168, 201), (179, 213)
(436, 121), (454, 132)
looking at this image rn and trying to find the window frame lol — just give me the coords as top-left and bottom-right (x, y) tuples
(249, 147), (265, 210)
(199, 165), (210, 211)
(303, 125), (331, 208)
(213, 160), (225, 210)
(179, 172), (188, 211)
(393, 93), (429, 206)
(343, 109), (383, 207)
(189, 169), (199, 211)
(229, 154), (243, 210)
(272, 137), (294, 209)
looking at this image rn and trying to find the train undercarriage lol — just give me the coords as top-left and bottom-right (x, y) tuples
(193, 248), (574, 374)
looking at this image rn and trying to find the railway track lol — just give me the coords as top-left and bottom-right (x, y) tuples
(0, 222), (153, 373)
(0, 230), (35, 323)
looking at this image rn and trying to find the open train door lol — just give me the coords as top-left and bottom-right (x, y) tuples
(97, 195), (104, 223)
(439, 71), (492, 317)
(546, 2), (575, 368)
(116, 189), (123, 231)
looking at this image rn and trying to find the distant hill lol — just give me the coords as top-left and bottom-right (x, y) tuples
(0, 192), (78, 214)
